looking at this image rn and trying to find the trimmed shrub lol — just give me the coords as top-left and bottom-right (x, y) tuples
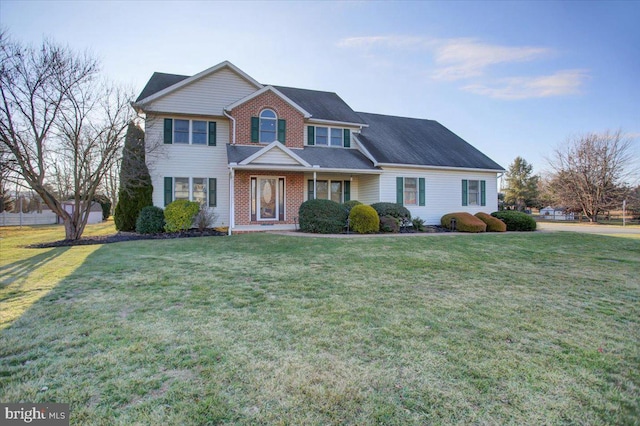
(342, 200), (362, 215)
(491, 211), (536, 231)
(412, 217), (426, 232)
(164, 200), (200, 232)
(475, 212), (507, 232)
(379, 215), (400, 233)
(349, 204), (380, 234)
(441, 212), (487, 233)
(298, 199), (347, 234)
(136, 206), (165, 234)
(370, 202), (411, 221)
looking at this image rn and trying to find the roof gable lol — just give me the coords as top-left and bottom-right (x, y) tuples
(357, 112), (504, 171)
(238, 141), (311, 167)
(134, 60), (262, 105)
(225, 86), (311, 117)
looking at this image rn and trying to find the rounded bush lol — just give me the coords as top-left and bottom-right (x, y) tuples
(135, 206), (165, 234)
(441, 212), (486, 233)
(370, 202), (411, 221)
(491, 211), (536, 231)
(342, 200), (362, 215)
(298, 199), (347, 234)
(475, 212), (507, 232)
(379, 215), (400, 233)
(349, 204), (380, 234)
(164, 199), (200, 232)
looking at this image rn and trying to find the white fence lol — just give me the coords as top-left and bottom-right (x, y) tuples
(0, 212), (58, 226)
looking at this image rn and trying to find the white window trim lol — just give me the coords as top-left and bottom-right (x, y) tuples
(172, 177), (213, 206)
(259, 109), (277, 143)
(468, 180), (480, 206)
(308, 125), (345, 148)
(252, 176), (286, 221)
(171, 118), (212, 145)
(309, 179), (345, 203)
(403, 177), (418, 206)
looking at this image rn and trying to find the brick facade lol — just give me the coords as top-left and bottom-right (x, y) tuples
(234, 170), (305, 225)
(229, 90), (305, 148)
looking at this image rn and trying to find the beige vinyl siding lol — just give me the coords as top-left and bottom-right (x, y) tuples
(252, 149), (302, 165)
(146, 116), (230, 227)
(380, 167), (499, 225)
(144, 68), (257, 116)
(356, 175), (380, 205)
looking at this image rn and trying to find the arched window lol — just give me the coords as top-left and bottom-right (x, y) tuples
(259, 109), (277, 142)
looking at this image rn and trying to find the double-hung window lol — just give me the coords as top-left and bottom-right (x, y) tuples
(462, 179), (486, 206)
(307, 126), (351, 148)
(163, 118), (217, 145)
(259, 109), (277, 142)
(396, 177), (425, 206)
(164, 177), (217, 207)
(307, 180), (350, 203)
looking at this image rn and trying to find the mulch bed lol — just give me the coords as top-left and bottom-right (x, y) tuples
(27, 229), (226, 248)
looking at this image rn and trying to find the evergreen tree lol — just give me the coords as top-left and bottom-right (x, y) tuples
(504, 157), (539, 211)
(114, 122), (153, 231)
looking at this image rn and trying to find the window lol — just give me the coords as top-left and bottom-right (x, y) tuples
(192, 121), (207, 145)
(174, 178), (189, 200)
(316, 127), (328, 146)
(174, 120), (189, 144)
(462, 179), (486, 206)
(164, 119), (216, 145)
(164, 177), (217, 207)
(260, 109), (277, 142)
(192, 178), (207, 205)
(396, 177), (425, 206)
(404, 178), (418, 206)
(330, 128), (342, 147)
(307, 126), (350, 147)
(307, 180), (347, 203)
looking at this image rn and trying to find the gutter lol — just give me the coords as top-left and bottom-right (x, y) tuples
(223, 110), (236, 145)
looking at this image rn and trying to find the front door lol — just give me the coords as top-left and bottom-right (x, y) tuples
(251, 176), (285, 221)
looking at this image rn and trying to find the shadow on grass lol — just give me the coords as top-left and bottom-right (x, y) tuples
(0, 247), (71, 289)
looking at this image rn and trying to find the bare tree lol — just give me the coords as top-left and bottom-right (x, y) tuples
(0, 33), (132, 239)
(547, 130), (636, 222)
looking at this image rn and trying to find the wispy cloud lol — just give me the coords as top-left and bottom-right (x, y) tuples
(430, 38), (551, 81)
(461, 70), (590, 99)
(337, 35), (589, 100)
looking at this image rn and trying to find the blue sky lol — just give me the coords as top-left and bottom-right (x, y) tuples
(2, 0), (638, 181)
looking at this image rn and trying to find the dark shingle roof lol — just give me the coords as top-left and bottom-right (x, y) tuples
(356, 112), (504, 171)
(136, 72), (189, 102)
(272, 86), (366, 125)
(227, 145), (376, 170)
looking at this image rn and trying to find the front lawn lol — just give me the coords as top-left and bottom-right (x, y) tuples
(1, 224), (638, 424)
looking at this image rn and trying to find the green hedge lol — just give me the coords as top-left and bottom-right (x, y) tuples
(136, 206), (165, 234)
(370, 202), (411, 221)
(164, 200), (200, 232)
(475, 212), (507, 232)
(349, 204), (380, 234)
(342, 200), (362, 215)
(299, 199), (347, 234)
(441, 212), (486, 233)
(491, 211), (536, 231)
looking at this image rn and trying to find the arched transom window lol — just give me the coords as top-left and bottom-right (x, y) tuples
(259, 109), (277, 142)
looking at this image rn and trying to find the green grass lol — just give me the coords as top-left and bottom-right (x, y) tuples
(1, 224), (639, 425)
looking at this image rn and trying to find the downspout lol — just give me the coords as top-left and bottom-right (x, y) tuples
(228, 166), (235, 235)
(223, 109), (236, 145)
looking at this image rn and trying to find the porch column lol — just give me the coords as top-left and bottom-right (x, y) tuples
(228, 167), (235, 235)
(313, 171), (317, 199)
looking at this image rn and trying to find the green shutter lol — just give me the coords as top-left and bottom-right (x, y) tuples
(396, 177), (404, 205)
(344, 180), (351, 202)
(419, 178), (425, 206)
(462, 180), (468, 206)
(164, 177), (173, 206)
(480, 180), (486, 206)
(163, 119), (173, 144)
(343, 129), (351, 147)
(251, 117), (259, 143)
(208, 122), (217, 146)
(307, 180), (314, 200)
(208, 178), (217, 207)
(307, 126), (315, 145)
(277, 119), (286, 144)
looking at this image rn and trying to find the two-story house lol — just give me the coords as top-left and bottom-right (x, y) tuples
(133, 61), (504, 233)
